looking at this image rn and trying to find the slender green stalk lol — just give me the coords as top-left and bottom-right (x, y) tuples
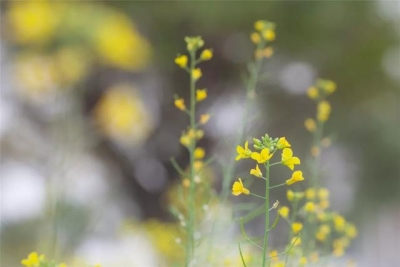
(186, 49), (197, 267)
(261, 161), (270, 267)
(284, 199), (300, 266)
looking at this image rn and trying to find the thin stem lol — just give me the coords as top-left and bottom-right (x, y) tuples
(269, 162), (281, 167)
(269, 182), (286, 189)
(240, 218), (263, 249)
(249, 192), (266, 199)
(261, 161), (270, 267)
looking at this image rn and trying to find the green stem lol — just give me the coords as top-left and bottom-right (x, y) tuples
(261, 161), (270, 267)
(269, 182), (286, 189)
(186, 49), (197, 267)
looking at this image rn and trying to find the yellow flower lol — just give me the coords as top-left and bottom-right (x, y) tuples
(333, 247), (344, 257)
(250, 32), (261, 44)
(304, 118), (317, 132)
(318, 188), (330, 200)
(333, 214), (346, 232)
(21, 252), (44, 267)
(194, 147), (205, 159)
(94, 84), (152, 142)
(254, 20), (265, 31)
(262, 29), (275, 41)
(286, 171), (304, 185)
(199, 114), (210, 124)
(200, 49), (213, 61)
(316, 231), (327, 242)
(311, 146), (320, 157)
(251, 148), (273, 163)
(194, 160), (203, 173)
(255, 47), (274, 59)
(236, 141), (252, 160)
(95, 13), (151, 71)
(192, 68), (202, 80)
(319, 200), (330, 209)
(174, 98), (186, 110)
(276, 137), (291, 149)
(286, 189), (304, 201)
(345, 223), (358, 239)
(278, 206), (289, 218)
(7, 1), (59, 45)
(232, 178), (250, 196)
(281, 148), (300, 170)
(299, 257), (308, 266)
(320, 224), (331, 234)
(307, 86), (319, 99)
(292, 222), (303, 234)
(305, 188), (316, 199)
(250, 164), (263, 178)
(304, 202), (316, 213)
(59, 263), (68, 267)
(317, 101), (331, 122)
(269, 250), (279, 261)
(180, 134), (191, 147)
(320, 79), (337, 94)
(175, 55), (188, 68)
(196, 89), (207, 102)
(187, 129), (204, 139)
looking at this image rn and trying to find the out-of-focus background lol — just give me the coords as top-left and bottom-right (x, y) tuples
(1, 1), (399, 266)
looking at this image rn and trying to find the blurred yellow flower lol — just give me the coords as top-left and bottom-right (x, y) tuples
(345, 223), (358, 239)
(318, 188), (330, 200)
(299, 257), (308, 266)
(262, 29), (276, 41)
(196, 89), (207, 102)
(250, 32), (261, 44)
(276, 137), (291, 149)
(317, 100), (331, 122)
(304, 202), (316, 213)
(286, 189), (304, 202)
(250, 164), (262, 178)
(305, 188), (316, 199)
(307, 86), (319, 99)
(194, 147), (205, 159)
(21, 252), (44, 267)
(304, 118), (317, 132)
(318, 79), (337, 94)
(232, 178), (250, 196)
(286, 171), (304, 185)
(7, 1), (60, 45)
(292, 222), (303, 234)
(94, 84), (152, 143)
(255, 47), (274, 59)
(94, 13), (151, 71)
(278, 206), (289, 218)
(59, 263), (68, 267)
(291, 236), (301, 246)
(311, 146), (321, 157)
(333, 214), (346, 232)
(310, 252), (319, 263)
(200, 49), (213, 61)
(251, 148), (273, 163)
(281, 148), (300, 170)
(175, 54), (188, 68)
(192, 68), (202, 80)
(55, 46), (90, 85)
(254, 20), (265, 31)
(319, 199), (330, 209)
(199, 114), (210, 124)
(236, 141), (252, 161)
(180, 134), (191, 147)
(269, 250), (279, 261)
(174, 98), (186, 110)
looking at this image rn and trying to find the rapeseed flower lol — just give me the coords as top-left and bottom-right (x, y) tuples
(250, 32), (261, 44)
(305, 188), (316, 199)
(251, 148), (273, 163)
(196, 89), (207, 102)
(192, 68), (202, 80)
(232, 178), (250, 196)
(317, 100), (331, 122)
(174, 98), (186, 110)
(250, 164), (262, 177)
(281, 148), (300, 170)
(278, 206), (289, 218)
(199, 114), (210, 124)
(292, 222), (303, 234)
(276, 137), (291, 149)
(236, 141), (252, 160)
(307, 86), (319, 99)
(194, 147), (205, 159)
(304, 118), (317, 132)
(175, 55), (188, 68)
(286, 171), (304, 185)
(21, 252), (44, 267)
(304, 202), (316, 213)
(200, 49), (213, 61)
(318, 188), (330, 200)
(262, 29), (275, 41)
(287, 189), (304, 201)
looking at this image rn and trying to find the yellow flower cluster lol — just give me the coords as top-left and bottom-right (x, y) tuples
(251, 20), (276, 59)
(232, 136), (305, 196)
(305, 79), (337, 125)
